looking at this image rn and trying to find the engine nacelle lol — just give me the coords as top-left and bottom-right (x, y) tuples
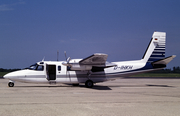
(70, 64), (92, 71)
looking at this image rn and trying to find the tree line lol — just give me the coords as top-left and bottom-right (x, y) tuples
(0, 68), (21, 72)
(147, 66), (180, 73)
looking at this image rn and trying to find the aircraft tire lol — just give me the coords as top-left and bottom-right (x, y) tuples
(8, 82), (14, 87)
(85, 80), (94, 88)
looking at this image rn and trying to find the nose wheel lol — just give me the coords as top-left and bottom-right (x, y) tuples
(8, 82), (14, 87)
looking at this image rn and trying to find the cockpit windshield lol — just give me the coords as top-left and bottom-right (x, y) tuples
(25, 63), (44, 71)
(29, 63), (37, 70)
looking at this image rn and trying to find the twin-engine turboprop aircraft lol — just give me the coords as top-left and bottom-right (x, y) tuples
(3, 32), (176, 88)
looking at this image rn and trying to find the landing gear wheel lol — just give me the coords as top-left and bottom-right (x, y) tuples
(8, 82), (14, 87)
(85, 80), (94, 88)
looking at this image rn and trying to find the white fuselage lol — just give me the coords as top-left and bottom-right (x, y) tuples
(3, 59), (148, 84)
(3, 32), (175, 87)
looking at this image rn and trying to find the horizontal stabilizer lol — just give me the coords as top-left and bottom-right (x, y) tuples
(152, 55), (176, 65)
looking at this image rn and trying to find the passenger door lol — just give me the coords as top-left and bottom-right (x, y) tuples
(46, 64), (56, 81)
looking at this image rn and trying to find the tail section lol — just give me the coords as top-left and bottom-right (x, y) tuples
(142, 32), (166, 63)
(152, 55), (176, 68)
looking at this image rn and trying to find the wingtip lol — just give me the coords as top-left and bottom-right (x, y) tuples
(94, 53), (107, 55)
(172, 55), (176, 58)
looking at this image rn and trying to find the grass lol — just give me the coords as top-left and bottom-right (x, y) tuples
(0, 72), (9, 77)
(131, 73), (180, 77)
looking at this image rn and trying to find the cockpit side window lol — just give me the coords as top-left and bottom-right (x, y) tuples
(29, 63), (37, 70)
(36, 65), (44, 71)
(26, 63), (44, 71)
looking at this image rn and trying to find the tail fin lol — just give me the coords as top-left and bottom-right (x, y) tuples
(142, 32), (166, 62)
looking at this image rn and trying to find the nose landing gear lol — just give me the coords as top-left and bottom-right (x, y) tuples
(8, 82), (14, 87)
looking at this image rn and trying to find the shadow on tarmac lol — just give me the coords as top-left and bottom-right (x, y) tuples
(106, 84), (175, 88)
(14, 84), (174, 90)
(123, 77), (180, 79)
(14, 84), (112, 90)
(80, 85), (112, 90)
(146, 84), (175, 88)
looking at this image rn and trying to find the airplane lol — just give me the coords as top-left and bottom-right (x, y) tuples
(3, 32), (176, 88)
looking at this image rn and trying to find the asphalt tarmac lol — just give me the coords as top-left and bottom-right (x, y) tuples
(0, 78), (180, 116)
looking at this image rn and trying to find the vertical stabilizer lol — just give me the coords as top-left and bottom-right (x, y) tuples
(142, 32), (166, 63)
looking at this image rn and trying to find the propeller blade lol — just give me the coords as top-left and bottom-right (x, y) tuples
(67, 57), (71, 63)
(64, 51), (67, 60)
(62, 57), (71, 66)
(62, 51), (71, 67)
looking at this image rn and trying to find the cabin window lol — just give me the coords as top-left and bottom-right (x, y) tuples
(58, 66), (61, 71)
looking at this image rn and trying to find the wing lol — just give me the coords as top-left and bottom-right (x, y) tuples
(79, 53), (108, 65)
(63, 53), (116, 71)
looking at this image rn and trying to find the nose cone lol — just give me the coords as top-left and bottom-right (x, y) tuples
(3, 70), (22, 80)
(3, 70), (28, 80)
(3, 72), (12, 79)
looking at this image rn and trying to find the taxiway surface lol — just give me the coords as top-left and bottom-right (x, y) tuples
(0, 78), (180, 116)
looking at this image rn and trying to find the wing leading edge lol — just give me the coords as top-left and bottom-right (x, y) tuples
(79, 53), (108, 65)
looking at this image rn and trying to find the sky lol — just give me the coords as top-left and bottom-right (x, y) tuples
(0, 0), (180, 69)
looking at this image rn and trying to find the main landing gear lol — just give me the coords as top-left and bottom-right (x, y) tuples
(8, 82), (14, 87)
(85, 71), (94, 88)
(85, 80), (94, 88)
(72, 80), (94, 88)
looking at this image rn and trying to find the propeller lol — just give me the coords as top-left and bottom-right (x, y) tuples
(62, 51), (71, 67)
(62, 51), (71, 83)
(64, 51), (67, 60)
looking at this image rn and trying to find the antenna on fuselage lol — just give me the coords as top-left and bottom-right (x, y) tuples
(64, 51), (67, 60)
(57, 50), (59, 61)
(42, 57), (45, 61)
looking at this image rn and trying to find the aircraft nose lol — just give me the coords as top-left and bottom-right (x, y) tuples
(3, 70), (23, 80)
(3, 72), (14, 79)
(3, 73), (9, 79)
